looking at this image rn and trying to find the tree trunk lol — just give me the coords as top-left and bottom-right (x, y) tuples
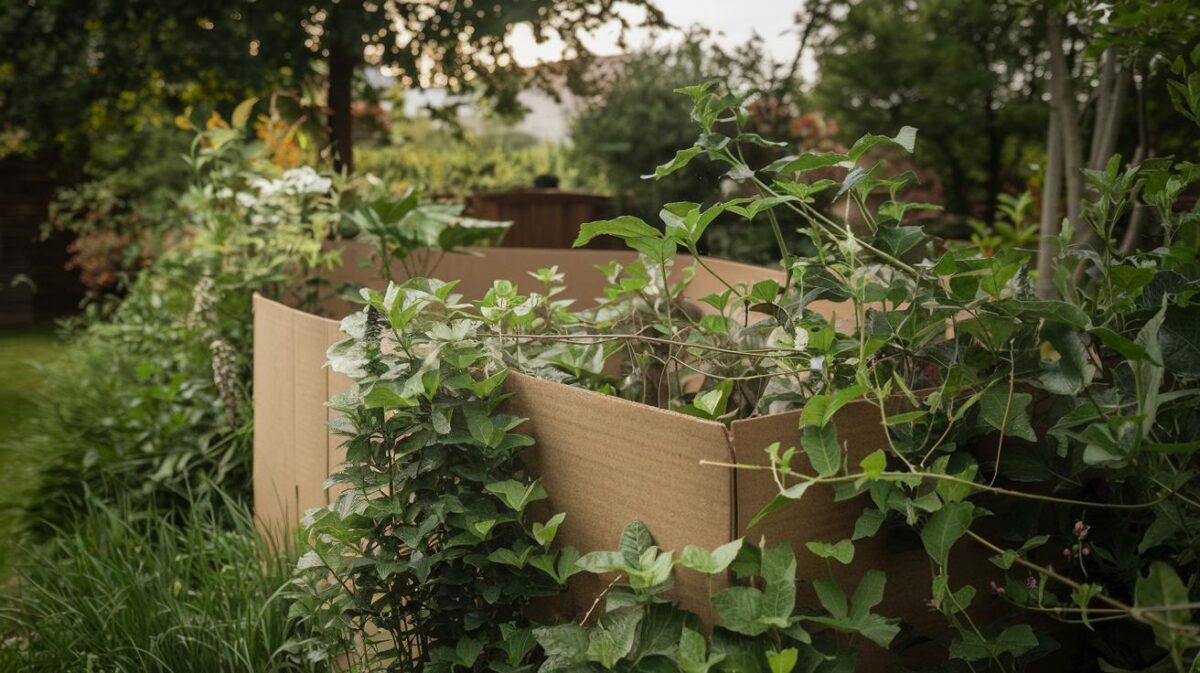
(327, 13), (356, 174)
(1046, 11), (1083, 242)
(1037, 107), (1063, 299)
(984, 89), (1001, 226)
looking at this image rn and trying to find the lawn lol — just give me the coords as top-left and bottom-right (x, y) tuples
(0, 322), (61, 575)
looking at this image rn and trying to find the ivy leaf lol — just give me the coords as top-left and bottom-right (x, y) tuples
(1039, 326), (1096, 395)
(801, 423), (841, 477)
(859, 450), (887, 479)
(977, 389), (1037, 442)
(799, 384), (867, 427)
(949, 625), (1038, 661)
(1135, 562), (1191, 649)
(847, 126), (918, 162)
(727, 195), (799, 220)
(643, 146), (703, 180)
(760, 544), (798, 623)
(766, 648), (798, 673)
(812, 578), (848, 619)
(586, 609), (643, 668)
(712, 587), (767, 636)
(805, 539), (855, 565)
(485, 479), (547, 514)
(852, 508), (885, 540)
(921, 502), (974, 567)
(764, 152), (849, 174)
(534, 624), (589, 669)
(748, 480), (811, 528)
(679, 539), (744, 575)
(532, 512), (566, 547)
(620, 520), (655, 566)
(573, 215), (660, 248)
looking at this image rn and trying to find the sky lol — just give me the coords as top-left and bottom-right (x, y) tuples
(504, 1), (817, 81)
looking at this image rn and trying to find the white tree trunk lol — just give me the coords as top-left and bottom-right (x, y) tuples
(1037, 107), (1064, 299)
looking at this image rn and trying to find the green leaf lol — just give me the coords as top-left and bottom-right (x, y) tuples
(485, 479), (547, 513)
(760, 544), (797, 622)
(849, 570), (886, 620)
(977, 389), (1037, 442)
(748, 480), (811, 528)
(1135, 562), (1191, 649)
(679, 539), (744, 575)
(847, 126), (917, 162)
(573, 215), (660, 248)
(1039, 326), (1096, 395)
(852, 508), (885, 540)
(765, 152), (850, 174)
(1089, 327), (1152, 362)
(812, 578), (847, 619)
(766, 648), (798, 673)
(533, 512), (566, 547)
(587, 609), (643, 668)
(801, 423), (840, 477)
(644, 146), (703, 180)
(920, 502), (974, 567)
(859, 449), (886, 479)
(799, 384), (867, 427)
(949, 625), (1038, 662)
(712, 587), (768, 636)
(805, 539), (855, 565)
(728, 196), (798, 220)
(620, 520), (654, 566)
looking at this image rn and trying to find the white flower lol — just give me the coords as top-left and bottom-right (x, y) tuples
(235, 192), (257, 209)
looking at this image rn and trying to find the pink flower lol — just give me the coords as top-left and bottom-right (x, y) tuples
(1063, 547), (1073, 558)
(1073, 521), (1090, 540)
(1026, 577), (1038, 591)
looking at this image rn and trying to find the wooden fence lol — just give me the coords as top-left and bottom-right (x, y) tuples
(466, 189), (618, 249)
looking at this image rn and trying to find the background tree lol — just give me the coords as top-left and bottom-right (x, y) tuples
(810, 0), (1046, 225)
(0, 0), (312, 158)
(306, 0), (663, 173)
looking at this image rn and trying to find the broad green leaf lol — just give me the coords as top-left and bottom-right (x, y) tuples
(748, 480), (811, 528)
(802, 423), (840, 477)
(805, 539), (855, 565)
(977, 389), (1037, 442)
(1039, 326), (1096, 395)
(1135, 562), (1191, 649)
(587, 609), (643, 668)
(679, 539), (744, 575)
(852, 508), (885, 540)
(533, 512), (566, 547)
(643, 146), (703, 180)
(573, 216), (660, 248)
(485, 479), (547, 513)
(230, 97), (258, 129)
(859, 449), (886, 479)
(949, 624), (1037, 661)
(799, 384), (867, 427)
(847, 126), (918, 162)
(620, 520), (655, 566)
(765, 152), (850, 174)
(766, 648), (798, 673)
(921, 502), (974, 567)
(812, 577), (847, 619)
(712, 587), (767, 636)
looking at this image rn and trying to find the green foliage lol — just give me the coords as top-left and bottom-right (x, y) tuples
(289, 283), (579, 671)
(535, 522), (896, 672)
(357, 118), (603, 196)
(8, 107), (345, 533)
(0, 495), (323, 673)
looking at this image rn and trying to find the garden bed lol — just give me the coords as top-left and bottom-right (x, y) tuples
(253, 243), (982, 662)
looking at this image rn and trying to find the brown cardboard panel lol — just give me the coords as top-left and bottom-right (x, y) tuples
(505, 370), (735, 622)
(325, 319), (353, 502)
(253, 294), (297, 534)
(294, 311), (334, 514)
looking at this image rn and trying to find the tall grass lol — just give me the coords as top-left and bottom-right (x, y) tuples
(0, 495), (324, 673)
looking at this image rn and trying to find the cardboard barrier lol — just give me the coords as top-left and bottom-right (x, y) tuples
(254, 244), (968, 663)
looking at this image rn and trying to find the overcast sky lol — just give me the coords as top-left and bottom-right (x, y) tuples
(505, 1), (816, 81)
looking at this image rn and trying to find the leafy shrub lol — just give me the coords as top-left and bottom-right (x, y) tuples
(297, 71), (1200, 671)
(536, 520), (896, 672)
(0, 495), (323, 673)
(357, 117), (601, 197)
(289, 281), (581, 671)
(6, 103), (345, 535)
